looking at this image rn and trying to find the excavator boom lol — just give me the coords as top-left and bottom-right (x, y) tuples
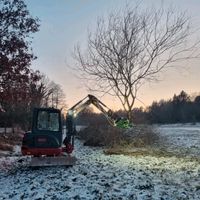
(68, 94), (131, 128)
(65, 94), (131, 148)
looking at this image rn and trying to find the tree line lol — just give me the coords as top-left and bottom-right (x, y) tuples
(145, 90), (200, 124)
(117, 90), (200, 124)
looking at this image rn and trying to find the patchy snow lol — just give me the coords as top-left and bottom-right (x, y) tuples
(157, 124), (200, 157)
(0, 125), (200, 200)
(0, 128), (12, 133)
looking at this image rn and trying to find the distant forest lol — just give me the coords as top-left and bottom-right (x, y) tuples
(77, 90), (200, 125)
(131, 90), (200, 124)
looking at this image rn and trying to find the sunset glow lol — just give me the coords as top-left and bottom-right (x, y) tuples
(25, 0), (200, 110)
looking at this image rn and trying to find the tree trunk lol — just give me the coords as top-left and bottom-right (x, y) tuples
(127, 109), (132, 122)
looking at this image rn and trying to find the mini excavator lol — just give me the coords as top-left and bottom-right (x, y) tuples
(21, 94), (131, 167)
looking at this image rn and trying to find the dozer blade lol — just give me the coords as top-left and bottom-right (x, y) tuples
(29, 156), (77, 167)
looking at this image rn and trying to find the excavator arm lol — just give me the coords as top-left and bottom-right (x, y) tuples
(64, 94), (131, 149)
(68, 94), (131, 128)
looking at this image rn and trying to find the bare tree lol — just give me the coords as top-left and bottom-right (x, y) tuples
(40, 76), (67, 111)
(30, 75), (67, 111)
(74, 5), (199, 121)
(50, 82), (67, 111)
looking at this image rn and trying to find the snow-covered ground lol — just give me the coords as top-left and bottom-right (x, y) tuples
(0, 124), (200, 200)
(157, 123), (200, 157)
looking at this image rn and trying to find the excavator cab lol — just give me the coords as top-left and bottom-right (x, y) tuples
(21, 108), (76, 167)
(22, 108), (63, 156)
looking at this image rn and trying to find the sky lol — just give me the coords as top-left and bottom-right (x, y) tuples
(25, 0), (200, 110)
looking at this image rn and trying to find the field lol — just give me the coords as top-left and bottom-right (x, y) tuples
(0, 124), (200, 200)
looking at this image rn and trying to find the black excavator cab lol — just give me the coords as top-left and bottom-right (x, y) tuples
(22, 108), (63, 156)
(21, 107), (76, 167)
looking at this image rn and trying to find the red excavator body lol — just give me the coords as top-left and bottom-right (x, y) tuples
(21, 108), (76, 166)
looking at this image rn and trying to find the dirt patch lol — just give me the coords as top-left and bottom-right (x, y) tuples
(104, 146), (173, 157)
(0, 131), (24, 151)
(104, 146), (200, 161)
(0, 143), (13, 151)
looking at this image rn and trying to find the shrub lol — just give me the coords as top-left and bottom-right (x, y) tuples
(104, 125), (161, 155)
(122, 125), (159, 147)
(77, 124), (123, 147)
(77, 124), (159, 149)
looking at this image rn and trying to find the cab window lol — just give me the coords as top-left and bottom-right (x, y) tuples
(37, 111), (60, 131)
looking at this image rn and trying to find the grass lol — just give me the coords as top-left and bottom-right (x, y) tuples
(104, 144), (200, 162)
(104, 146), (175, 157)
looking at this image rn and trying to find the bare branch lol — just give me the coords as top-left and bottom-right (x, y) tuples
(73, 4), (200, 120)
